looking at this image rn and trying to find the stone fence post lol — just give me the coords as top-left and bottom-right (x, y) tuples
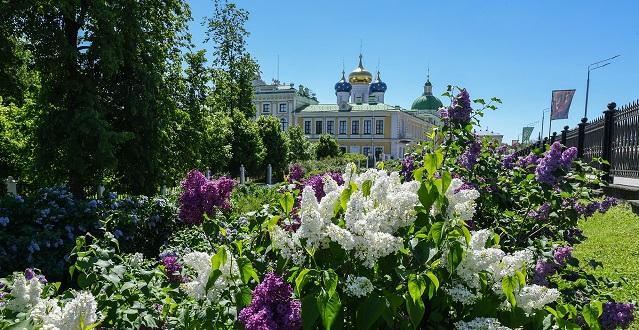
(601, 102), (616, 183)
(267, 164), (272, 185)
(5, 176), (17, 195)
(240, 165), (246, 184)
(561, 126), (569, 146)
(577, 118), (587, 159)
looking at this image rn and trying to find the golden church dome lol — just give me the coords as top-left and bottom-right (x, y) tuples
(348, 54), (373, 84)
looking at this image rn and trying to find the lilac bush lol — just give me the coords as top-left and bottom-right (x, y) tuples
(238, 272), (301, 330)
(288, 164), (305, 183)
(458, 138), (481, 170)
(178, 170), (236, 225)
(400, 155), (416, 181)
(553, 246), (573, 265)
(600, 302), (635, 329)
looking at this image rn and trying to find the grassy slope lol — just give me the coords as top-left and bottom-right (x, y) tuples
(573, 204), (639, 328)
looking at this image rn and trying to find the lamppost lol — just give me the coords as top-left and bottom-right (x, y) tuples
(539, 108), (549, 141)
(584, 55), (620, 119)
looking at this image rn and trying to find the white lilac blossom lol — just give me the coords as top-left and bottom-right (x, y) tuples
(7, 272), (42, 311)
(446, 282), (482, 305)
(439, 178), (480, 222)
(452, 230), (557, 313)
(271, 166), (420, 268)
(454, 317), (511, 330)
(343, 275), (374, 298)
(31, 291), (98, 330)
(182, 250), (241, 301)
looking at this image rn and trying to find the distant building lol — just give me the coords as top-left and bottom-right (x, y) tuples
(475, 128), (504, 144)
(253, 55), (435, 160)
(252, 79), (318, 131)
(407, 74), (444, 125)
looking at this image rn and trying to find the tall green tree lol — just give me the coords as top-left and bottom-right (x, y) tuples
(228, 110), (265, 177)
(315, 134), (341, 159)
(256, 115), (289, 179)
(288, 125), (314, 162)
(205, 0), (259, 118)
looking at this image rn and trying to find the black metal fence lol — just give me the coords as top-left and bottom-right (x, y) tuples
(516, 100), (639, 182)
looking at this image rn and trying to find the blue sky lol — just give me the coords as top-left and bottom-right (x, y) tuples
(187, 0), (639, 142)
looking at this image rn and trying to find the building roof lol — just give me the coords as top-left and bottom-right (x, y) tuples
(297, 103), (404, 113)
(411, 94), (443, 111)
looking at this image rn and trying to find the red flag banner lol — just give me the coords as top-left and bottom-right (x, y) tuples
(551, 89), (576, 120)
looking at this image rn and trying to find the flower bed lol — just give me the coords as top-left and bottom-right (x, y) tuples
(0, 87), (634, 329)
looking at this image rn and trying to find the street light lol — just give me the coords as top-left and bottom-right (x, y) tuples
(539, 108), (550, 141)
(584, 55), (620, 119)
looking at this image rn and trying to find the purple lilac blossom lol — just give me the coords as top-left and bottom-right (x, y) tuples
(497, 145), (509, 154)
(288, 164), (305, 183)
(178, 170), (236, 225)
(533, 260), (557, 286)
(448, 89), (473, 123)
(303, 172), (343, 201)
(553, 246), (573, 265)
(518, 154), (539, 169)
(502, 153), (516, 169)
(528, 202), (551, 221)
(535, 142), (563, 185)
(458, 138), (482, 170)
(600, 302), (635, 330)
(599, 197), (618, 213)
(160, 252), (184, 283)
(239, 272), (301, 330)
(400, 155), (416, 181)
(560, 147), (578, 168)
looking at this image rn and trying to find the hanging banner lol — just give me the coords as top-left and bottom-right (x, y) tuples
(551, 89), (576, 120)
(522, 127), (534, 143)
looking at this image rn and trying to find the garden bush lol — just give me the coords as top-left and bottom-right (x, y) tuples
(0, 87), (635, 329)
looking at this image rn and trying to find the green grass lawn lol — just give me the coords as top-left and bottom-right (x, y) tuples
(573, 204), (639, 328)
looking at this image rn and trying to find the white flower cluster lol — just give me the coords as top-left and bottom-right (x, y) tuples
(343, 275), (374, 298)
(455, 317), (511, 330)
(513, 284), (561, 313)
(271, 165), (420, 268)
(446, 281), (482, 305)
(7, 272), (42, 311)
(181, 250), (241, 301)
(30, 291), (98, 330)
(450, 230), (559, 312)
(443, 178), (480, 222)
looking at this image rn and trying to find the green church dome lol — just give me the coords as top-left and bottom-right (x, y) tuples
(411, 94), (443, 111)
(411, 77), (443, 111)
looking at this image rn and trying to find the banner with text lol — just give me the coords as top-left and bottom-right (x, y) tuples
(551, 89), (576, 120)
(522, 126), (534, 143)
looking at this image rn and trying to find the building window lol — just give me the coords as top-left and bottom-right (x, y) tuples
(363, 146), (371, 156)
(327, 120), (334, 134)
(376, 119), (384, 135)
(280, 118), (288, 131)
(304, 120), (311, 134)
(262, 103), (271, 113)
(375, 147), (383, 159)
(339, 120), (347, 134)
(279, 103), (288, 113)
(351, 120), (359, 135)
(363, 120), (371, 134)
(315, 121), (323, 134)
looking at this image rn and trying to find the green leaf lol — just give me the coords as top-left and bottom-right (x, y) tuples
(211, 245), (227, 271)
(407, 274), (426, 303)
(423, 153), (438, 177)
(413, 167), (424, 181)
(405, 292), (425, 329)
(583, 301), (602, 330)
(418, 182), (438, 211)
(280, 192), (294, 215)
(356, 294), (386, 329)
(362, 180), (372, 197)
(429, 222), (444, 246)
(302, 295), (320, 330)
(323, 270), (339, 297)
(501, 275), (518, 308)
(237, 257), (259, 284)
(447, 240), (464, 272)
(265, 215), (280, 231)
(317, 290), (342, 330)
(424, 272), (439, 299)
(235, 286), (253, 308)
(295, 269), (313, 297)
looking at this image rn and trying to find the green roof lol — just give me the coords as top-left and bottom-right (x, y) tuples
(411, 95), (443, 111)
(297, 103), (403, 113)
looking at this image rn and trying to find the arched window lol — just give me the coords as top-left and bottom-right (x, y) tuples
(280, 118), (288, 131)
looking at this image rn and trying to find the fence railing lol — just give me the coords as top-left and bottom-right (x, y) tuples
(517, 100), (639, 182)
